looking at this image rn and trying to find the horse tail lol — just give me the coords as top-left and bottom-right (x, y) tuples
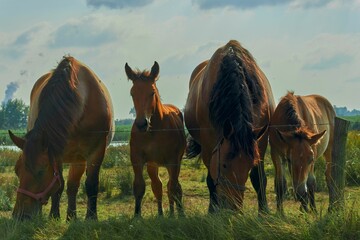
(186, 135), (201, 159)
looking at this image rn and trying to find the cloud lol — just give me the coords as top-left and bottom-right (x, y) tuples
(0, 24), (50, 60)
(161, 41), (221, 76)
(86, 0), (154, 9)
(302, 54), (354, 70)
(192, 0), (351, 9)
(49, 16), (119, 48)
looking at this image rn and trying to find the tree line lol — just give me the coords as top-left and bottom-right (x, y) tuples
(0, 99), (29, 130)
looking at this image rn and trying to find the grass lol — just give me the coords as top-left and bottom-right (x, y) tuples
(0, 132), (359, 239)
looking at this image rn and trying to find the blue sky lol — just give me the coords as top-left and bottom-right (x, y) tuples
(1, 0), (359, 119)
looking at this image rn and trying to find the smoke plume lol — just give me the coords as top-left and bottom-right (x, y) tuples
(2, 82), (19, 104)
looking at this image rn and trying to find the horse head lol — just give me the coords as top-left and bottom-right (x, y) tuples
(276, 128), (326, 206)
(209, 122), (268, 210)
(125, 61), (160, 132)
(9, 130), (61, 220)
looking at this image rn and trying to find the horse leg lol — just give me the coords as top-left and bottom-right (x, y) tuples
(271, 149), (287, 215)
(250, 160), (269, 214)
(66, 163), (86, 221)
(206, 170), (218, 213)
(307, 164), (317, 213)
(49, 171), (65, 219)
(132, 161), (145, 217)
(251, 135), (269, 214)
(84, 143), (106, 220)
(167, 163), (184, 217)
(146, 163), (163, 216)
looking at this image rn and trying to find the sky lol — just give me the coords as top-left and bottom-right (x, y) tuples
(1, 0), (360, 119)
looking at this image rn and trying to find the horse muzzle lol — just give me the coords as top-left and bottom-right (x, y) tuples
(135, 118), (150, 132)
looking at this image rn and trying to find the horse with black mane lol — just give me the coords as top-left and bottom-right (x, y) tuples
(9, 56), (114, 220)
(184, 40), (275, 213)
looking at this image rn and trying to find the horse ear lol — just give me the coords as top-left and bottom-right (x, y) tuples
(276, 129), (292, 144)
(8, 130), (25, 150)
(254, 125), (268, 141)
(308, 130), (326, 146)
(125, 63), (135, 81)
(223, 120), (234, 139)
(150, 61), (159, 80)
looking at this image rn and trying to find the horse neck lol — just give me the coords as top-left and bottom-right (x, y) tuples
(151, 93), (165, 127)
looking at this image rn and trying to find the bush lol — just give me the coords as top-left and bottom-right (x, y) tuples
(117, 168), (133, 197)
(314, 157), (327, 192)
(0, 188), (12, 211)
(0, 149), (19, 169)
(103, 145), (130, 169)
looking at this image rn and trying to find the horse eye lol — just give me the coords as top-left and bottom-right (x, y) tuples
(223, 164), (227, 169)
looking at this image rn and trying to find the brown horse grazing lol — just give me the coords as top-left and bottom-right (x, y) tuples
(184, 40), (275, 213)
(8, 56), (114, 220)
(269, 91), (335, 214)
(125, 61), (186, 217)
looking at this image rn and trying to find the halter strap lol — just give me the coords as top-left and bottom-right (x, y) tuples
(211, 137), (247, 192)
(17, 161), (61, 205)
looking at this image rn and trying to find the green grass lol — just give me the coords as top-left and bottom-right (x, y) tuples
(0, 131), (360, 239)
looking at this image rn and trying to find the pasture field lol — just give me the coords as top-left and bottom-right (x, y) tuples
(0, 132), (359, 239)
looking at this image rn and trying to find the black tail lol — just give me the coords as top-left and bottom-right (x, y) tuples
(186, 136), (201, 159)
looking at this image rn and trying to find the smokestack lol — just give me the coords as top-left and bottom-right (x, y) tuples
(2, 82), (19, 104)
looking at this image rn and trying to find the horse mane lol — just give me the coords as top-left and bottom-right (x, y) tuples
(25, 56), (81, 165)
(209, 41), (264, 160)
(128, 69), (159, 82)
(280, 91), (313, 139)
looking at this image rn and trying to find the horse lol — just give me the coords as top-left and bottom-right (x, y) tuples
(269, 91), (335, 214)
(184, 40), (275, 213)
(8, 56), (114, 220)
(125, 61), (186, 217)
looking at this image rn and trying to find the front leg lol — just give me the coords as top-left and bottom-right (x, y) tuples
(307, 164), (317, 213)
(66, 163), (86, 221)
(206, 170), (218, 213)
(49, 172), (65, 219)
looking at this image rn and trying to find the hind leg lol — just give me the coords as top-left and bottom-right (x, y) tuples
(49, 172), (65, 219)
(147, 163), (163, 216)
(66, 163), (86, 220)
(271, 148), (287, 215)
(167, 163), (183, 217)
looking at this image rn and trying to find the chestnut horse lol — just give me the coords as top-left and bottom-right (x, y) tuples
(269, 91), (335, 214)
(125, 61), (186, 217)
(9, 56), (114, 220)
(184, 40), (275, 212)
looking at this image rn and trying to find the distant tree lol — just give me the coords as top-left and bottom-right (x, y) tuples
(129, 107), (136, 118)
(0, 99), (29, 129)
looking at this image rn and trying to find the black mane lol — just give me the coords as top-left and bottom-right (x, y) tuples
(281, 91), (304, 127)
(25, 56), (81, 165)
(209, 42), (263, 160)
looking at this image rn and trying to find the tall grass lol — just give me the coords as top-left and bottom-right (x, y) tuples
(0, 130), (359, 239)
(0, 208), (359, 239)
